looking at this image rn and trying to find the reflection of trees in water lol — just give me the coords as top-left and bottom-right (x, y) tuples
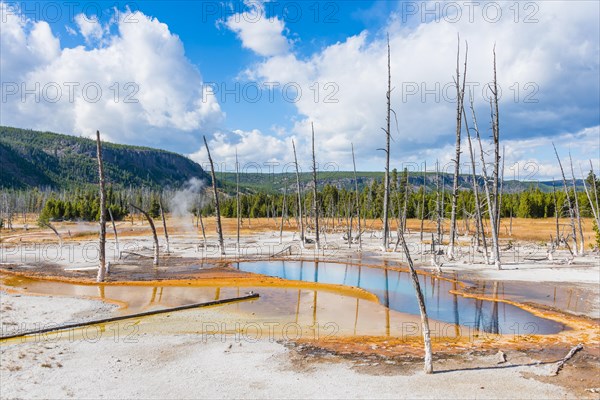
(384, 268), (390, 337)
(282, 260), (286, 279)
(474, 282), (485, 332)
(472, 281), (501, 334)
(487, 281), (500, 334)
(295, 289), (301, 323)
(312, 261), (318, 330)
(295, 261), (304, 324)
(147, 286), (164, 305)
(436, 277), (441, 311)
(452, 280), (460, 337)
(354, 265), (361, 336)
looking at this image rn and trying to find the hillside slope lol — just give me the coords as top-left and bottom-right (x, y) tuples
(0, 126), (209, 189)
(218, 171), (575, 194)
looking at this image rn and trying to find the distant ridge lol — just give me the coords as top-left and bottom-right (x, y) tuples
(0, 126), (582, 193)
(218, 171), (583, 194)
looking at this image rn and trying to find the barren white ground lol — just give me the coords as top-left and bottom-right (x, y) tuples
(0, 290), (572, 400)
(1, 226), (598, 398)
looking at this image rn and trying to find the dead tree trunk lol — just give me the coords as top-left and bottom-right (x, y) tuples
(96, 130), (107, 282)
(470, 92), (501, 269)
(569, 152), (584, 254)
(394, 169), (410, 252)
(553, 143), (578, 255)
(108, 208), (120, 260)
(580, 165), (600, 230)
(292, 139), (305, 246)
(381, 33), (392, 252)
(552, 181), (560, 246)
(420, 161), (426, 242)
(311, 123), (320, 250)
(42, 221), (62, 246)
(463, 105), (488, 261)
(435, 161), (442, 247)
(280, 176), (288, 244)
(491, 46), (501, 239)
(159, 196), (170, 254)
(401, 169), (409, 233)
(590, 160), (600, 220)
(130, 204), (159, 266)
(203, 136), (225, 256)
(352, 143), (362, 250)
(198, 211), (207, 251)
(496, 146), (505, 236)
(551, 344), (583, 376)
(399, 233), (433, 373)
(449, 37), (467, 260)
(236, 149), (241, 253)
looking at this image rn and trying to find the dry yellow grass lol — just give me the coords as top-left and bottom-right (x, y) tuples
(2, 214), (596, 246)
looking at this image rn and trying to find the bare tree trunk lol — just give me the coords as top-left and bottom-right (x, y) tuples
(236, 149), (241, 254)
(435, 161), (443, 248)
(551, 344), (583, 376)
(449, 37), (467, 260)
(441, 169), (445, 244)
(401, 170), (409, 233)
(280, 177), (288, 244)
(130, 204), (159, 266)
(420, 161), (426, 242)
(496, 146), (505, 236)
(199, 211), (207, 251)
(470, 93), (501, 269)
(580, 165), (600, 229)
(382, 34), (391, 251)
(108, 208), (120, 260)
(346, 200), (353, 249)
(463, 105), (488, 261)
(352, 143), (362, 250)
(552, 181), (560, 246)
(398, 233), (433, 373)
(292, 139), (305, 246)
(159, 196), (170, 254)
(96, 130), (107, 282)
(203, 136), (225, 256)
(491, 46), (501, 239)
(553, 143), (578, 255)
(590, 160), (600, 219)
(41, 221), (62, 246)
(311, 123), (320, 251)
(569, 152), (584, 254)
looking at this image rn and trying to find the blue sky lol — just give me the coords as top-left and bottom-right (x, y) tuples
(1, 1), (599, 179)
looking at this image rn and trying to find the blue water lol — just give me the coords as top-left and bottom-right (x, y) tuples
(235, 261), (565, 335)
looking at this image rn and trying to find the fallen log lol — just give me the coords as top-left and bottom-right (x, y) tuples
(120, 251), (153, 259)
(523, 257), (548, 262)
(551, 343), (583, 376)
(270, 246), (292, 258)
(0, 293), (260, 341)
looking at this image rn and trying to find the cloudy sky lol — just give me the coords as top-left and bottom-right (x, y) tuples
(1, 0), (598, 180)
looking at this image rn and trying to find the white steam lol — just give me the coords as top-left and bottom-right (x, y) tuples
(169, 178), (206, 217)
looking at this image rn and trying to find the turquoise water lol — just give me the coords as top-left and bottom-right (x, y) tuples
(235, 261), (565, 335)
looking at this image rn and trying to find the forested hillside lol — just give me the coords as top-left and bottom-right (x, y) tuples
(218, 171), (583, 195)
(0, 126), (209, 189)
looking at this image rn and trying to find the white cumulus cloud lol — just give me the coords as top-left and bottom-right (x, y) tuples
(0, 3), (223, 151)
(223, 0), (599, 175)
(224, 1), (291, 57)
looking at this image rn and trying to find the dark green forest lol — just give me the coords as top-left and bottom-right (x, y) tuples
(0, 126), (209, 189)
(4, 169), (594, 226)
(0, 127), (598, 244)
